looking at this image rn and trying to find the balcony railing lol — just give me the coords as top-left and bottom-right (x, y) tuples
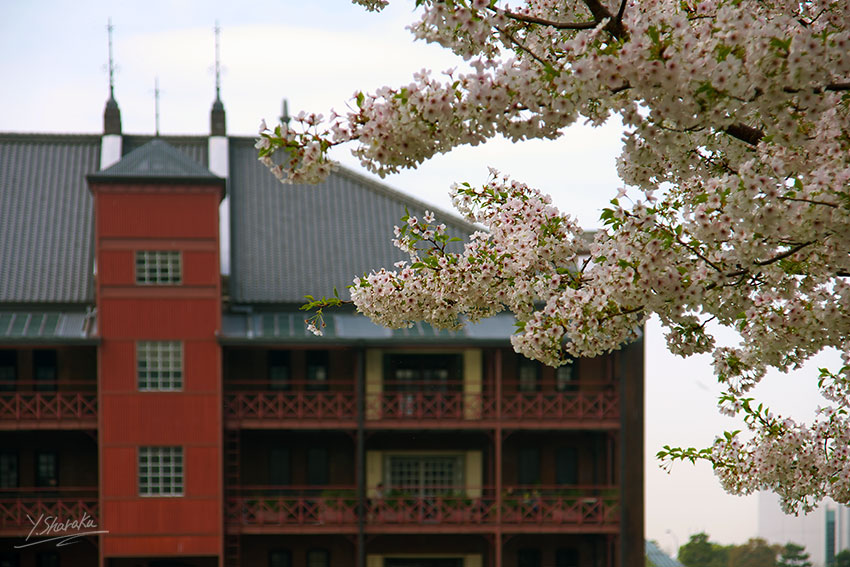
(0, 381), (97, 428)
(225, 485), (618, 532)
(499, 391), (618, 421)
(226, 486), (358, 529)
(500, 485), (619, 527)
(224, 389), (618, 427)
(0, 487), (99, 536)
(224, 381), (357, 426)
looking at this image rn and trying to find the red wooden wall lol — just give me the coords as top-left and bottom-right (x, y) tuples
(90, 182), (223, 564)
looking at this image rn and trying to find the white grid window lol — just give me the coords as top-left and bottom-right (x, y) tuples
(139, 446), (183, 496)
(137, 341), (183, 391)
(387, 455), (462, 496)
(135, 250), (182, 285)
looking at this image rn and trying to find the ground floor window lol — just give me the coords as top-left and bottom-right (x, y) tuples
(385, 559), (463, 567)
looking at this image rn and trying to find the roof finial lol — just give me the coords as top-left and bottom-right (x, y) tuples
(154, 77), (161, 136)
(103, 18), (122, 135)
(107, 18), (116, 100)
(281, 99), (291, 126)
(214, 21), (222, 102)
(210, 21), (227, 136)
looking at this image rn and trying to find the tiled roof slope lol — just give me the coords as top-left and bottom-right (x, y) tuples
(122, 135), (209, 169)
(0, 134), (100, 303)
(228, 137), (476, 304)
(90, 138), (218, 182)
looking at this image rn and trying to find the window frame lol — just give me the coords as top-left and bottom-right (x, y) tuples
(268, 351), (291, 391)
(517, 356), (541, 393)
(35, 451), (58, 488)
(268, 549), (292, 567)
(555, 358), (578, 392)
(33, 350), (58, 392)
(383, 353), (463, 392)
(306, 350), (329, 391)
(306, 549), (329, 567)
(135, 250), (182, 285)
(138, 446), (184, 497)
(517, 446), (541, 486)
(385, 453), (465, 497)
(0, 350), (16, 392)
(0, 451), (18, 489)
(137, 341), (183, 391)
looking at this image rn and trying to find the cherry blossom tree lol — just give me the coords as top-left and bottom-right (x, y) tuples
(257, 0), (850, 512)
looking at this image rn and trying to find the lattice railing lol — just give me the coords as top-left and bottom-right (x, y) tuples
(500, 486), (619, 526)
(224, 388), (618, 423)
(0, 490), (99, 534)
(224, 392), (356, 421)
(225, 486), (618, 529)
(0, 393), (97, 423)
(226, 487), (358, 527)
(500, 392), (619, 421)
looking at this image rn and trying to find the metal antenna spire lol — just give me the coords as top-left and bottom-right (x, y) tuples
(214, 21), (222, 102)
(154, 77), (161, 136)
(107, 18), (116, 99)
(281, 99), (291, 126)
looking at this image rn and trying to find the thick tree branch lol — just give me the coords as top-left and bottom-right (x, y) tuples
(581, 0), (629, 39)
(492, 0), (629, 40)
(493, 7), (598, 31)
(724, 123), (765, 146)
(780, 196), (839, 209)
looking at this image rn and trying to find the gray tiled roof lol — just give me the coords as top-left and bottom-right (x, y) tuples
(123, 135), (209, 168)
(228, 137), (476, 304)
(0, 134), (100, 303)
(1, 132), (476, 309)
(89, 138), (219, 183)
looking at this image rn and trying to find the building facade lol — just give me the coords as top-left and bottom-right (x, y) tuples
(0, 96), (644, 567)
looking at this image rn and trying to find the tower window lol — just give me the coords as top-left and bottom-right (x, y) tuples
(135, 250), (181, 285)
(137, 341), (183, 391)
(138, 446), (183, 496)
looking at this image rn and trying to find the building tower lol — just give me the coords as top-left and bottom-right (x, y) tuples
(87, 140), (226, 566)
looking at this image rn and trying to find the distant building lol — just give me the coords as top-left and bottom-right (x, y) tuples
(758, 492), (850, 567)
(0, 88), (645, 566)
(645, 541), (685, 567)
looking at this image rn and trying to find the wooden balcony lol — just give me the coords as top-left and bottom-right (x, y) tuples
(0, 382), (97, 429)
(224, 383), (618, 429)
(0, 487), (99, 536)
(224, 383), (357, 428)
(225, 486), (359, 534)
(224, 485), (618, 534)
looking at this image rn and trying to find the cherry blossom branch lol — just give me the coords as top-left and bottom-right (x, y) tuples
(495, 25), (554, 69)
(779, 196), (839, 209)
(491, 7), (598, 31)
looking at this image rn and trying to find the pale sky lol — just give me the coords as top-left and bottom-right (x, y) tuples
(0, 0), (838, 554)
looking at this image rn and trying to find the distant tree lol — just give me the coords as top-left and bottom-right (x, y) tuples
(777, 543), (812, 567)
(728, 538), (780, 567)
(835, 549), (850, 567)
(679, 533), (729, 567)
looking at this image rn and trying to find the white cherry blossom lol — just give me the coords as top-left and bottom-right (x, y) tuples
(259, 0), (850, 512)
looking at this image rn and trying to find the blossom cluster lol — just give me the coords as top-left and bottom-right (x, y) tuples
(261, 0), (850, 511)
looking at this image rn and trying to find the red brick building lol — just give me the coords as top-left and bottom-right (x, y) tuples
(0, 94), (644, 567)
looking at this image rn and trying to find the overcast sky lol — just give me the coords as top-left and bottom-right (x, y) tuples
(0, 0), (838, 553)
